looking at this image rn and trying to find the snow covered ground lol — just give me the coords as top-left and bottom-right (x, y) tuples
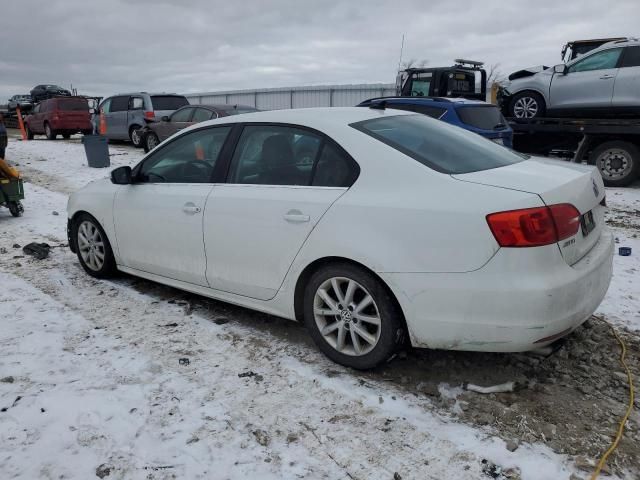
(1, 137), (638, 479)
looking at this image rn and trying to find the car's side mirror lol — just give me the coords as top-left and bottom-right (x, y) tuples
(161, 116), (170, 122)
(553, 64), (567, 75)
(111, 166), (132, 185)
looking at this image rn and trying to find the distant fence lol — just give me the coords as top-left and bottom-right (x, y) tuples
(184, 84), (396, 110)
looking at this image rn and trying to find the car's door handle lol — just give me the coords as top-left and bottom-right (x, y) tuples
(600, 74), (615, 79)
(182, 203), (201, 214)
(284, 210), (310, 223)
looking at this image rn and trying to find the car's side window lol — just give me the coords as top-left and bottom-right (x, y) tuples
(620, 46), (640, 68)
(33, 104), (40, 114)
(228, 126), (322, 186)
(568, 48), (623, 73)
(192, 108), (214, 122)
(100, 98), (112, 114)
(129, 97), (144, 110)
(312, 142), (359, 187)
(171, 108), (194, 123)
(137, 127), (231, 184)
(110, 96), (129, 112)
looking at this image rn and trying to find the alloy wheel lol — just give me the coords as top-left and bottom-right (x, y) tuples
(131, 128), (141, 146)
(147, 133), (159, 151)
(78, 220), (106, 271)
(597, 149), (632, 180)
(313, 277), (382, 356)
(513, 97), (539, 118)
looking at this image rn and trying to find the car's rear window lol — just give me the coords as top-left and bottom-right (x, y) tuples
(151, 96), (189, 111)
(351, 114), (525, 174)
(57, 98), (89, 111)
(455, 106), (507, 130)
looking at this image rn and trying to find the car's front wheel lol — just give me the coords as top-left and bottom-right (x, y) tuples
(144, 132), (160, 153)
(45, 123), (57, 140)
(304, 263), (404, 370)
(509, 91), (546, 119)
(74, 214), (117, 278)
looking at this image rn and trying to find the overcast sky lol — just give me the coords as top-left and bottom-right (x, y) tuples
(1, 0), (638, 100)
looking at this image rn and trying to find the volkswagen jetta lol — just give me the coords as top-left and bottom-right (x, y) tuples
(67, 107), (614, 369)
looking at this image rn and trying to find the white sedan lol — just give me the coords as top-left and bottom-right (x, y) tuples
(67, 107), (614, 369)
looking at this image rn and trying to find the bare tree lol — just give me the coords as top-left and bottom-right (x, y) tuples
(486, 63), (505, 85)
(400, 58), (429, 70)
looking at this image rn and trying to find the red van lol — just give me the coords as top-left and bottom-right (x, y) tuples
(25, 97), (93, 140)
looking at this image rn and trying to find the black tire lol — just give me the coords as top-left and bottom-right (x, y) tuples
(129, 125), (144, 148)
(590, 141), (640, 187)
(25, 125), (34, 140)
(144, 132), (159, 153)
(62, 133), (71, 139)
(45, 122), (57, 140)
(8, 201), (24, 217)
(73, 213), (117, 278)
(508, 91), (546, 119)
(303, 263), (405, 370)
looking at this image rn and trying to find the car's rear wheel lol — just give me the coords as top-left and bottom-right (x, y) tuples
(144, 132), (159, 153)
(303, 263), (404, 370)
(129, 125), (143, 148)
(590, 141), (640, 187)
(74, 214), (117, 278)
(509, 91), (546, 119)
(45, 123), (56, 140)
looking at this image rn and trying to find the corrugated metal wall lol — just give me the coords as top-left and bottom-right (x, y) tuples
(185, 84), (396, 110)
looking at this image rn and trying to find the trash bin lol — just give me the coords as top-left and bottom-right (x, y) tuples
(81, 135), (110, 168)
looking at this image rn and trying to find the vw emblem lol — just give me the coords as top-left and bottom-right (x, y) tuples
(592, 179), (600, 198)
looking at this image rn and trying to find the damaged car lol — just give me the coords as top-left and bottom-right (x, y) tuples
(499, 38), (640, 118)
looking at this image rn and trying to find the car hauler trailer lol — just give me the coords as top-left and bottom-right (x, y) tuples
(510, 117), (640, 187)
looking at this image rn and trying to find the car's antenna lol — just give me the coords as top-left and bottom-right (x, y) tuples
(397, 34), (405, 72)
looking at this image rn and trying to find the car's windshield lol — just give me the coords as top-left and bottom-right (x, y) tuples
(151, 95), (189, 110)
(351, 114), (525, 174)
(456, 106), (508, 130)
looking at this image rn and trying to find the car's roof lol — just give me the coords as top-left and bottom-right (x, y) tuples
(110, 92), (183, 97)
(189, 104), (257, 111)
(583, 37), (640, 56)
(193, 106), (413, 131)
(362, 96), (492, 106)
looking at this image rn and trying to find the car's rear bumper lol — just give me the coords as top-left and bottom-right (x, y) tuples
(381, 229), (614, 352)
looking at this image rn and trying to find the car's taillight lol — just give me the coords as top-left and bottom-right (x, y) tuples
(486, 204), (581, 247)
(144, 111), (155, 119)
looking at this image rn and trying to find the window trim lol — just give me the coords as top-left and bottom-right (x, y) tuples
(131, 124), (237, 184)
(219, 122), (360, 188)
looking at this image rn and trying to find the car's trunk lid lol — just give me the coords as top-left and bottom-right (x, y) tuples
(452, 157), (606, 265)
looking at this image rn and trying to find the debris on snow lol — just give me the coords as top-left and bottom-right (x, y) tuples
(465, 382), (515, 394)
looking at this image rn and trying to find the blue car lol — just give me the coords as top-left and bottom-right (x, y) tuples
(357, 96), (513, 148)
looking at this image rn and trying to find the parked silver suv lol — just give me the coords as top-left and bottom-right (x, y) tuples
(98, 93), (189, 147)
(499, 39), (640, 118)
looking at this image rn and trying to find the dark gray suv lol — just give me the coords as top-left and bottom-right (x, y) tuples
(98, 93), (189, 147)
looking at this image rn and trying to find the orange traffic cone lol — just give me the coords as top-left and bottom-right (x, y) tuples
(99, 109), (107, 135)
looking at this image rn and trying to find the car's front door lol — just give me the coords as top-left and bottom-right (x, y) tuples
(105, 96), (129, 139)
(612, 46), (640, 109)
(113, 126), (232, 285)
(203, 124), (358, 300)
(29, 103), (44, 132)
(156, 107), (195, 141)
(549, 47), (623, 111)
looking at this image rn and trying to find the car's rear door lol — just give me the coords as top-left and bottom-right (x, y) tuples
(612, 46), (640, 109)
(203, 124), (358, 300)
(112, 126), (232, 285)
(549, 47), (623, 111)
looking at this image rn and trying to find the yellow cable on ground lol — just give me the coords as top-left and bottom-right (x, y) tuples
(590, 315), (635, 480)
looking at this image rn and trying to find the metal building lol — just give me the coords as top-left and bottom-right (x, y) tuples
(184, 84), (395, 110)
